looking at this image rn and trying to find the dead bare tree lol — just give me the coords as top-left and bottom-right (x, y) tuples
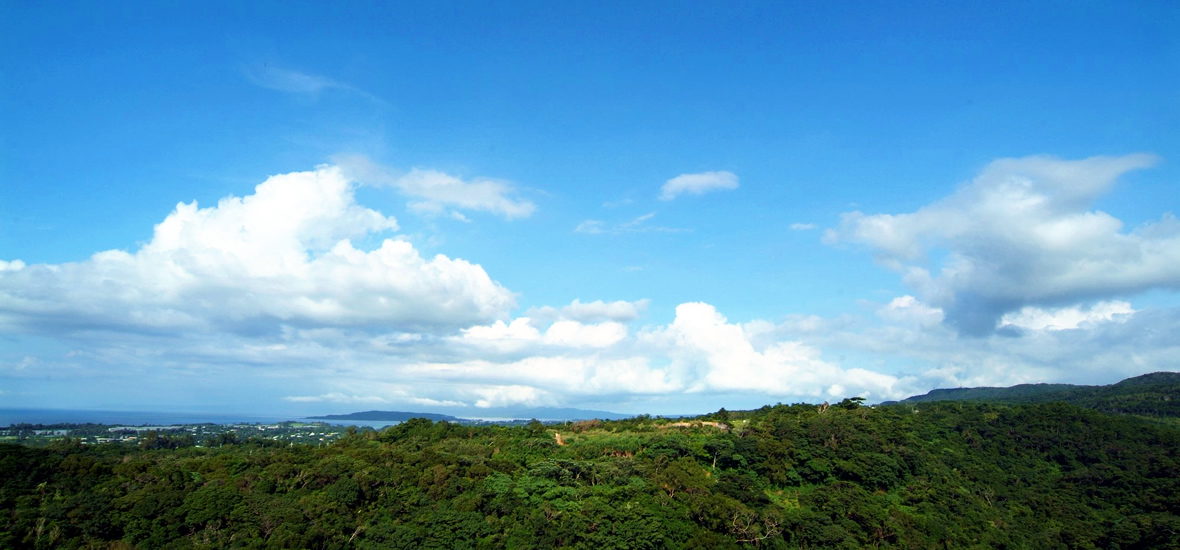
(731, 510), (782, 546)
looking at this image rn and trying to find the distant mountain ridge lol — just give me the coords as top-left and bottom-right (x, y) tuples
(888, 371), (1180, 419)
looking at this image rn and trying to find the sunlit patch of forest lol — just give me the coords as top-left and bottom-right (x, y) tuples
(3, 399), (1178, 549)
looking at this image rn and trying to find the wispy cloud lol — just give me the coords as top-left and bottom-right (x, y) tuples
(790, 223), (816, 230)
(574, 220), (605, 234)
(244, 65), (387, 106)
(660, 171), (739, 201)
(399, 169), (536, 219)
(246, 66), (343, 95)
(620, 212), (656, 230)
(338, 155), (535, 220)
(575, 213), (688, 235)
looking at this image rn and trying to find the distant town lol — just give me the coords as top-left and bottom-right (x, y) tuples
(0, 416), (562, 448)
(1, 421), (362, 447)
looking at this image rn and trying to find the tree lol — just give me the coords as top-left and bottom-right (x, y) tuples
(838, 397), (866, 410)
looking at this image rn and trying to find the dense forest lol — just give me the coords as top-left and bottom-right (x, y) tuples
(892, 372), (1180, 422)
(3, 398), (1179, 549)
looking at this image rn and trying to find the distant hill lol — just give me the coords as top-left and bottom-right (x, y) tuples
(888, 371), (1180, 419)
(470, 406), (632, 421)
(307, 411), (460, 422)
(308, 407), (632, 423)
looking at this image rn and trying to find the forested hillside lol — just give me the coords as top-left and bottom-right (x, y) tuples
(3, 401), (1178, 549)
(894, 372), (1180, 421)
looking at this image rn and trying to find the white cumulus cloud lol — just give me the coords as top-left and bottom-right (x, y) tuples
(641, 302), (903, 400)
(1000, 301), (1135, 331)
(0, 165), (515, 336)
(395, 300), (911, 407)
(825, 153), (1177, 335)
(544, 320), (628, 348)
(459, 317), (628, 351)
(877, 295), (944, 327)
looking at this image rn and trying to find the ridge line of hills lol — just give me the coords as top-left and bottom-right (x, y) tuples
(881, 371), (1180, 420)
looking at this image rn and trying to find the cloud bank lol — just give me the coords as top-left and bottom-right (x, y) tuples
(0, 165), (899, 412)
(3, 157), (1176, 414)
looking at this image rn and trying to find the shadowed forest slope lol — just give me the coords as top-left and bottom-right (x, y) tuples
(890, 372), (1180, 421)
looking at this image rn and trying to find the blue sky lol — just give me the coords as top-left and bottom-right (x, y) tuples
(1, 1), (1177, 416)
